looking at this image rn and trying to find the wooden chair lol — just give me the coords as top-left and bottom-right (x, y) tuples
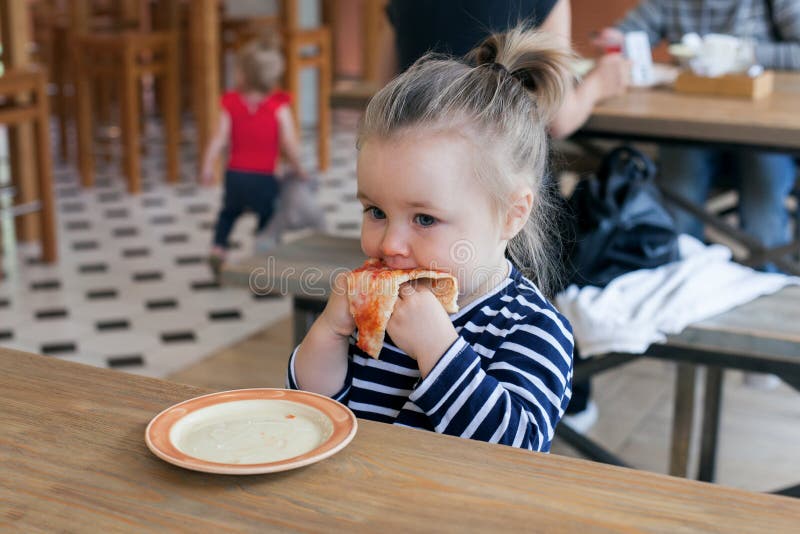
(73, 30), (180, 193)
(284, 25), (332, 172)
(0, 67), (58, 262)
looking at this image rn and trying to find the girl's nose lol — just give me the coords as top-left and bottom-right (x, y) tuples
(380, 224), (410, 258)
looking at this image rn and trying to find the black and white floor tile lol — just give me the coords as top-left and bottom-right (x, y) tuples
(0, 112), (363, 378)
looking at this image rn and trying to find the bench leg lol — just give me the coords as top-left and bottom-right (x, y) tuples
(669, 363), (697, 477)
(698, 366), (724, 482)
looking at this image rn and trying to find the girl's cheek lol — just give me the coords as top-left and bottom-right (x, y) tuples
(360, 226), (380, 257)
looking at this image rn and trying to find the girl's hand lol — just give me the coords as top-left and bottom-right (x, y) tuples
(200, 167), (215, 186)
(319, 273), (356, 338)
(386, 282), (458, 377)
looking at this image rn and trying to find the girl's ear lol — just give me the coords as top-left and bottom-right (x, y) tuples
(502, 187), (533, 240)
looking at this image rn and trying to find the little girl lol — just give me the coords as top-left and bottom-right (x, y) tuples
(288, 27), (574, 451)
(201, 34), (306, 274)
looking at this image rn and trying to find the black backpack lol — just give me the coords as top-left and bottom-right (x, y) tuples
(562, 146), (680, 288)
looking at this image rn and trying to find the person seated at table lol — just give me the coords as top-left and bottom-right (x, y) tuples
(200, 33), (308, 277)
(595, 0), (800, 390)
(288, 25), (575, 451)
(594, 0), (800, 272)
(380, 0), (630, 139)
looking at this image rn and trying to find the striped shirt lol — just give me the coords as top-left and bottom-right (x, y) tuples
(616, 0), (800, 70)
(287, 261), (574, 452)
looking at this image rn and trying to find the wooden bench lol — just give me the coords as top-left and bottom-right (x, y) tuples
(223, 234), (800, 493)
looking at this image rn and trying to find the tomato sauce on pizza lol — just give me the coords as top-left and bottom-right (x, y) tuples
(345, 259), (459, 358)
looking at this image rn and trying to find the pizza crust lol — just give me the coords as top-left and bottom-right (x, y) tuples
(346, 258), (459, 358)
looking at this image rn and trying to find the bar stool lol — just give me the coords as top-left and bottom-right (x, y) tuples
(0, 67), (57, 262)
(73, 30), (180, 194)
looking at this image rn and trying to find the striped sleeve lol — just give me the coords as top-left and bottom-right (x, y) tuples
(409, 312), (573, 452)
(755, 0), (800, 70)
(285, 346), (353, 403)
(615, 0), (666, 46)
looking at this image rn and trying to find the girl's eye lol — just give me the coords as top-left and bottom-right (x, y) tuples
(414, 214), (437, 227)
(364, 206), (386, 220)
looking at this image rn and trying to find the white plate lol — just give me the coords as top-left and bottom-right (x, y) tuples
(145, 388), (357, 474)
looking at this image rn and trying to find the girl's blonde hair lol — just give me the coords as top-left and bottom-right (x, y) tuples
(357, 25), (573, 295)
(237, 32), (284, 93)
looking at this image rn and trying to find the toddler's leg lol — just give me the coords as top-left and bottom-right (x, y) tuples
(254, 175), (281, 232)
(212, 171), (246, 251)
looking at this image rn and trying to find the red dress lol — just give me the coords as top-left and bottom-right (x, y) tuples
(221, 90), (292, 174)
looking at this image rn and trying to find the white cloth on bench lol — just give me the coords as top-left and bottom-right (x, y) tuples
(556, 235), (800, 358)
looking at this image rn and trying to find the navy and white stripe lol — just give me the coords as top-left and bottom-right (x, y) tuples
(287, 261), (574, 452)
(616, 0), (800, 70)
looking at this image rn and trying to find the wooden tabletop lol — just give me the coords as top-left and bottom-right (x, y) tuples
(582, 72), (800, 150)
(2, 347), (799, 532)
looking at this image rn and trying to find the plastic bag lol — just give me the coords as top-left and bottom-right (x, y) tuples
(565, 146), (679, 288)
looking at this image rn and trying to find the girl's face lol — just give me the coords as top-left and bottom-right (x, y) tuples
(357, 132), (510, 302)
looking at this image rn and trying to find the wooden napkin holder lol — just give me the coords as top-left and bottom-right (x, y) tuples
(674, 69), (774, 99)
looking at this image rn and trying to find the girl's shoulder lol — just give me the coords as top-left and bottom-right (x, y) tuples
(261, 89), (292, 109)
(501, 268), (571, 329)
(264, 90), (292, 109)
(221, 91), (244, 111)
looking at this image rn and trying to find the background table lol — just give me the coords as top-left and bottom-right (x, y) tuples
(2, 347), (799, 531)
(577, 72), (800, 274)
(581, 72), (800, 152)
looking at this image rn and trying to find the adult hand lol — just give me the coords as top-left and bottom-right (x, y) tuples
(592, 53), (631, 100)
(592, 27), (625, 52)
(386, 282), (458, 377)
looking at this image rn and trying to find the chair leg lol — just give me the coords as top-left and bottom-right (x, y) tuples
(74, 49), (95, 188)
(317, 28), (331, 171)
(669, 363), (698, 478)
(121, 43), (141, 194)
(35, 74), (58, 263)
(163, 34), (181, 183)
(697, 366), (724, 482)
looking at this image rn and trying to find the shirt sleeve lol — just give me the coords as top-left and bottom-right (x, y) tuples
(220, 92), (237, 114)
(754, 0), (800, 70)
(271, 90), (293, 109)
(408, 312), (574, 452)
(285, 344), (353, 404)
(615, 0), (665, 46)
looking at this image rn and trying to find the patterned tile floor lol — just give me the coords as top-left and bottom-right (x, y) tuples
(0, 111), (364, 378)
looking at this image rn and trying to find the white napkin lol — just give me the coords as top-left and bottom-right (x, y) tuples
(556, 235), (799, 358)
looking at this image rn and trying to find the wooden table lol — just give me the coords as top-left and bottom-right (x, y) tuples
(581, 72), (800, 152)
(3, 347), (799, 531)
(223, 234), (800, 489)
(579, 71), (800, 274)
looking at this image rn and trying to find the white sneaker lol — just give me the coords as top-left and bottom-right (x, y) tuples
(561, 401), (599, 434)
(743, 372), (781, 391)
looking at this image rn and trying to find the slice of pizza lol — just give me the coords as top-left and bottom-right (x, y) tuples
(345, 258), (459, 358)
